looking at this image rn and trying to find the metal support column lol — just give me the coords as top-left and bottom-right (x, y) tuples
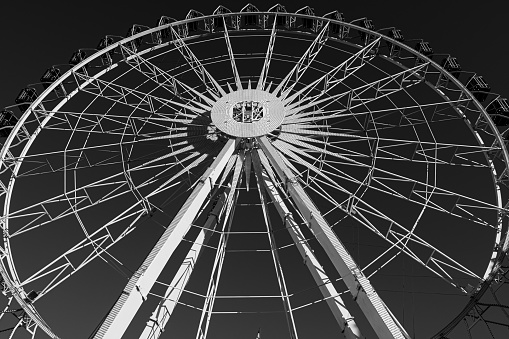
(251, 150), (364, 339)
(93, 139), (237, 339)
(257, 136), (410, 339)
(139, 190), (228, 339)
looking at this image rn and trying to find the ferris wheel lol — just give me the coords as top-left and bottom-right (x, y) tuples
(0, 3), (509, 339)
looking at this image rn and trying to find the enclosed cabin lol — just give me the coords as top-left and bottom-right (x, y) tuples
(0, 110), (18, 138)
(294, 6), (317, 33)
(210, 6), (235, 32)
(441, 56), (462, 78)
(323, 10), (348, 39)
(414, 41), (433, 65)
(126, 24), (148, 52)
(352, 18), (375, 45)
(266, 4), (292, 30)
(184, 9), (207, 37)
(436, 56), (462, 88)
(40, 66), (66, 97)
(386, 28), (404, 58)
(153, 16), (177, 45)
(69, 50), (88, 74)
(487, 98), (509, 126)
(15, 88), (38, 114)
(415, 41), (433, 57)
(239, 3), (262, 29)
(467, 75), (491, 102)
(97, 36), (116, 66)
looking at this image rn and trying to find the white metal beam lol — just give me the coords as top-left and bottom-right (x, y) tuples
(222, 18), (242, 91)
(139, 190), (228, 339)
(251, 151), (364, 339)
(170, 26), (227, 98)
(256, 136), (410, 339)
(92, 138), (237, 339)
(252, 150), (299, 339)
(257, 17), (277, 90)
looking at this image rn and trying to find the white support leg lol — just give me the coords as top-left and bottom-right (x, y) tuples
(257, 136), (410, 339)
(251, 151), (364, 339)
(252, 151), (299, 339)
(139, 190), (228, 339)
(195, 153), (243, 339)
(93, 139), (237, 339)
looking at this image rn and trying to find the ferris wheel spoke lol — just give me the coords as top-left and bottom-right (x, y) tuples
(278, 131), (371, 160)
(18, 199), (148, 299)
(257, 17), (277, 91)
(77, 73), (207, 118)
(373, 146), (490, 168)
(222, 20), (242, 91)
(44, 110), (204, 127)
(280, 123), (361, 138)
(8, 177), (140, 240)
(371, 167), (502, 213)
(169, 25), (226, 98)
(307, 165), (499, 232)
(362, 175), (498, 231)
(119, 44), (216, 108)
(32, 109), (144, 139)
(271, 21), (330, 100)
(302, 185), (468, 293)
(271, 139), (360, 197)
(138, 151), (207, 196)
(350, 204), (480, 290)
(286, 95), (469, 128)
(302, 175), (484, 290)
(276, 132), (370, 168)
(282, 154), (492, 289)
(321, 130), (496, 168)
(331, 96), (471, 124)
(9, 137), (191, 179)
(284, 61), (429, 121)
(5, 146), (187, 236)
(282, 36), (381, 110)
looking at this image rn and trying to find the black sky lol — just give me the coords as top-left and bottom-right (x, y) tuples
(1, 0), (508, 112)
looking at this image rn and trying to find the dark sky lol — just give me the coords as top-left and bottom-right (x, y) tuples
(0, 1), (508, 339)
(1, 0), (508, 111)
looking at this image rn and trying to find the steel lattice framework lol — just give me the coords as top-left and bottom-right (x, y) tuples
(0, 4), (508, 339)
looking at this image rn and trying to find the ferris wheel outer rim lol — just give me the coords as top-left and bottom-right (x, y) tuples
(0, 7), (507, 338)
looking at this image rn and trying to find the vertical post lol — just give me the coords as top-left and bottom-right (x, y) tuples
(93, 139), (236, 339)
(257, 136), (410, 339)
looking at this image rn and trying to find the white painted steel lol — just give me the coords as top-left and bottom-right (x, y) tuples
(93, 139), (236, 339)
(139, 190), (228, 339)
(251, 151), (364, 339)
(257, 136), (410, 339)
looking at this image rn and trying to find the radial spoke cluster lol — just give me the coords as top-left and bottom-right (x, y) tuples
(0, 4), (508, 339)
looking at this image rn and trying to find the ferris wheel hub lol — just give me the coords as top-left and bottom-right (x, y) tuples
(210, 89), (286, 137)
